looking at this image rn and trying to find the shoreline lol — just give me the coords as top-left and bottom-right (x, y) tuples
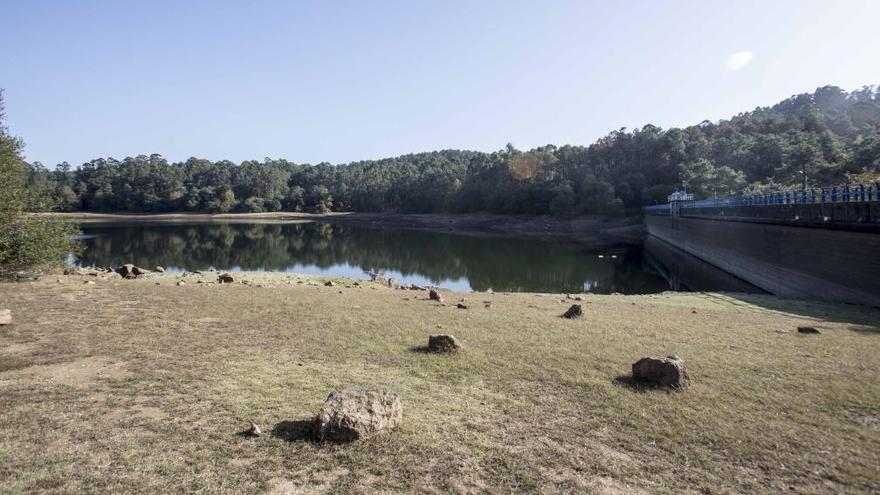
(42, 211), (645, 243)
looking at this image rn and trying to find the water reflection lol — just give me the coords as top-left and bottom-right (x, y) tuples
(75, 222), (761, 295)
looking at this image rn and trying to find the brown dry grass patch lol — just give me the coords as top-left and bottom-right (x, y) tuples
(0, 273), (878, 493)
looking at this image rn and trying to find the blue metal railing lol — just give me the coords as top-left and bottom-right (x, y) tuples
(643, 182), (880, 213)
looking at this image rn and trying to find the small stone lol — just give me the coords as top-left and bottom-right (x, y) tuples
(387, 277), (399, 289)
(562, 304), (583, 319)
(797, 326), (821, 334)
(456, 303), (468, 309)
(84, 280), (96, 285)
(246, 422), (262, 437)
(218, 273), (235, 284)
(0, 309), (11, 325)
(427, 334), (463, 353)
(155, 266), (166, 273)
(313, 389), (402, 442)
(484, 301), (492, 308)
(132, 266), (151, 277)
(177, 281), (186, 286)
(324, 281), (335, 287)
(429, 289), (444, 303)
(118, 264), (136, 278)
(632, 355), (689, 389)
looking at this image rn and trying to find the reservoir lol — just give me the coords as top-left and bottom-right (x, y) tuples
(74, 221), (762, 294)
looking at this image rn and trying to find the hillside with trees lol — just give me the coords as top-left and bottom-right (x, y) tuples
(23, 85), (880, 216)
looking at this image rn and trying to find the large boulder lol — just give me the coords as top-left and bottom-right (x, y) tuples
(313, 389), (402, 442)
(427, 334), (462, 353)
(632, 355), (689, 389)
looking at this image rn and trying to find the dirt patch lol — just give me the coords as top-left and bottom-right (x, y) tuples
(0, 342), (40, 356)
(856, 416), (880, 431)
(584, 476), (649, 495)
(268, 468), (350, 495)
(18, 357), (130, 389)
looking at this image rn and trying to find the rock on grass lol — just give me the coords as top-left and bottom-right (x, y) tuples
(427, 334), (463, 353)
(429, 289), (444, 303)
(632, 355), (689, 389)
(313, 389), (402, 442)
(562, 304), (583, 319)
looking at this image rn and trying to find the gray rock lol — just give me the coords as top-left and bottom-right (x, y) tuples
(246, 422), (262, 437)
(387, 277), (399, 289)
(632, 355), (689, 389)
(155, 266), (166, 273)
(313, 389), (402, 442)
(428, 334), (463, 353)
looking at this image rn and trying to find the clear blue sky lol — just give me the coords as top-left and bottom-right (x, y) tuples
(3, 0), (879, 167)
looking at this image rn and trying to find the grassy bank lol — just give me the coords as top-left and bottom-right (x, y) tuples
(1, 272), (878, 493)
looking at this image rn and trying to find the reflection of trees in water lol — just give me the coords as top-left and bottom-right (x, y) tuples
(77, 223), (668, 293)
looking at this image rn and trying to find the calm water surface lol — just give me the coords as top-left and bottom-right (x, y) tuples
(74, 222), (762, 294)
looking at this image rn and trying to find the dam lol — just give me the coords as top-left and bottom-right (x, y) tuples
(642, 185), (880, 307)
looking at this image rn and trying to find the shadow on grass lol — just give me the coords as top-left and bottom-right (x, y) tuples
(409, 345), (431, 354)
(849, 324), (880, 335)
(702, 292), (880, 327)
(613, 375), (684, 393)
(270, 420), (316, 443)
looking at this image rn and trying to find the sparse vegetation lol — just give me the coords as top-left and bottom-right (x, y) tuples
(1, 272), (878, 493)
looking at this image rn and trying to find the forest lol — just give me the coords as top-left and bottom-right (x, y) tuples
(23, 85), (880, 216)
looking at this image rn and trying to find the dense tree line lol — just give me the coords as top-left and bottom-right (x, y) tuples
(24, 85), (880, 216)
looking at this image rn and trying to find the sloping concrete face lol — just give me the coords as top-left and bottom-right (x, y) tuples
(644, 212), (880, 307)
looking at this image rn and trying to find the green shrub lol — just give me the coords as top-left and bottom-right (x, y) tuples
(0, 91), (78, 278)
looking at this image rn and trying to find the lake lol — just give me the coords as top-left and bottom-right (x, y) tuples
(73, 221), (763, 294)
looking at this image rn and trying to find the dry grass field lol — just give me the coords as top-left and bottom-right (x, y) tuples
(1, 272), (878, 494)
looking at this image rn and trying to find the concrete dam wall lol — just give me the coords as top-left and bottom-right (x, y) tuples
(644, 201), (880, 307)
